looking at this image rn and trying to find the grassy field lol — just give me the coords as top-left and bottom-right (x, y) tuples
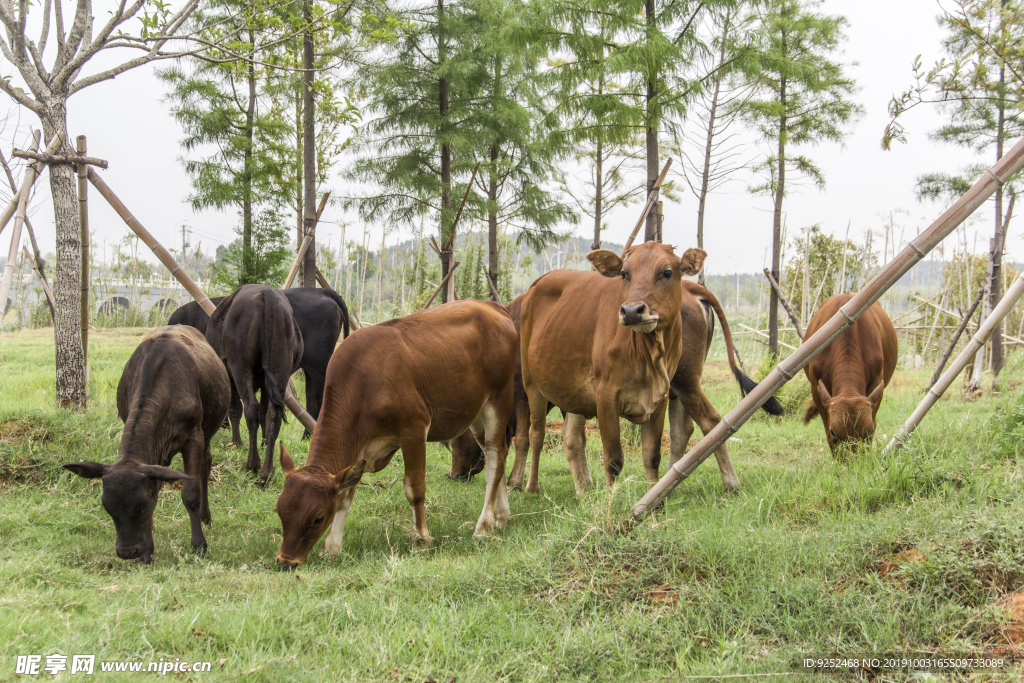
(3, 326), (1024, 681)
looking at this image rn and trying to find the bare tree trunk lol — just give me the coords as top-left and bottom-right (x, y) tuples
(301, 1), (317, 288)
(643, 0), (659, 243)
(43, 103), (86, 408)
(438, 0), (455, 303)
(593, 137), (603, 251)
(242, 49), (256, 285)
(769, 76), (787, 360)
(696, 11), (731, 287)
(488, 142), (499, 300)
(295, 82), (303, 278)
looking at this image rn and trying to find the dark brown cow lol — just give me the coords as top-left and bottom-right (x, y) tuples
(519, 242), (702, 491)
(803, 293), (898, 453)
(205, 285), (303, 485)
(274, 300), (517, 568)
(63, 326), (231, 563)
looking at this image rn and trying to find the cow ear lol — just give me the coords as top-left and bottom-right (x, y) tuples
(280, 442), (296, 476)
(63, 461), (111, 479)
(868, 380), (885, 407)
(587, 249), (623, 277)
(678, 248), (707, 276)
(137, 465), (191, 482)
(334, 461), (365, 491)
(818, 380), (832, 405)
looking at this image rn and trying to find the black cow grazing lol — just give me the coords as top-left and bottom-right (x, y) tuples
(64, 326), (231, 564)
(167, 288), (351, 440)
(205, 285), (303, 486)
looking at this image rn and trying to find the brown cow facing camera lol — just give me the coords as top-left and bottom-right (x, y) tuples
(274, 300), (517, 568)
(64, 326), (231, 564)
(803, 293), (898, 454)
(519, 242), (703, 491)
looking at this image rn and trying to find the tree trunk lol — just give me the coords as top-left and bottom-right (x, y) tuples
(990, 40), (1007, 381)
(592, 73), (605, 252)
(644, 0), (659, 243)
(697, 13), (730, 285)
(438, 0), (454, 303)
(769, 73), (787, 361)
(488, 142), (499, 300)
(295, 81), (303, 279)
(301, 0), (317, 288)
(42, 102), (86, 409)
(242, 49), (256, 285)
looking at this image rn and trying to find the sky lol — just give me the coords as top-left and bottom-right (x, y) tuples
(0, 0), (1006, 277)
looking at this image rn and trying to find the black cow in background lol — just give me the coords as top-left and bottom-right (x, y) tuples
(206, 285), (303, 486)
(168, 288), (351, 440)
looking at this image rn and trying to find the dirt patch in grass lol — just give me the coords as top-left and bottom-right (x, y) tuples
(0, 419), (33, 442)
(995, 592), (1024, 646)
(874, 548), (927, 582)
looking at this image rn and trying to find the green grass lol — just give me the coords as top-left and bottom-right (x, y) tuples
(2, 327), (1024, 681)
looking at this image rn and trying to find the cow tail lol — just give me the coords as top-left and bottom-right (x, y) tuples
(322, 287), (351, 339)
(682, 281), (784, 417)
(261, 289), (287, 415)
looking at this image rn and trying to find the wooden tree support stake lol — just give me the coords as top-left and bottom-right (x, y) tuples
(0, 133), (63, 239)
(631, 136), (1024, 520)
(923, 288), (984, 393)
(22, 244), (55, 313)
(621, 159), (672, 256)
(885, 268), (1024, 455)
(77, 136), (91, 372)
(421, 261), (460, 311)
(283, 192), (330, 289)
(1, 132), (54, 312)
(763, 268), (804, 339)
(11, 149), (108, 169)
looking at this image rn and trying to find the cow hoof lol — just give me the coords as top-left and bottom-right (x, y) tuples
(524, 483), (540, 494)
(412, 535), (432, 550)
(506, 476), (524, 490)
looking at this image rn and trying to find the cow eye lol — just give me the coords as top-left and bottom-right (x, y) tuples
(620, 271), (628, 280)
(828, 430), (837, 441)
(663, 269), (672, 279)
(313, 515), (325, 526)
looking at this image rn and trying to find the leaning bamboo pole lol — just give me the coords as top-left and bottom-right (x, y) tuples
(283, 192), (330, 289)
(0, 132), (48, 312)
(621, 159), (672, 256)
(764, 268), (804, 339)
(22, 244), (55, 312)
(883, 268), (1024, 456)
(86, 168), (317, 433)
(0, 134), (62, 239)
(77, 136), (90, 373)
(632, 136), (1024, 520)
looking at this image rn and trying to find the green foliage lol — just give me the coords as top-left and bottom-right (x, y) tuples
(742, 0), (862, 200)
(209, 210), (293, 292)
(781, 225), (878, 314)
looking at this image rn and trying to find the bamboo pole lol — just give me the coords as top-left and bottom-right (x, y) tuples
(77, 136), (90, 373)
(283, 192), (330, 289)
(885, 268), (1024, 455)
(11, 149), (108, 168)
(22, 244), (55, 312)
(763, 268), (803, 338)
(0, 134), (62, 239)
(737, 323), (798, 351)
(632, 136), (1024, 520)
(421, 261), (460, 311)
(0, 132), (48, 312)
(621, 159), (672, 256)
(924, 288), (984, 393)
(837, 220), (850, 294)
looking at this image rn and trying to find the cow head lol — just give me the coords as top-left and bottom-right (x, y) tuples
(819, 379), (885, 454)
(589, 243), (705, 334)
(275, 443), (363, 569)
(63, 461), (190, 564)
(446, 431), (485, 481)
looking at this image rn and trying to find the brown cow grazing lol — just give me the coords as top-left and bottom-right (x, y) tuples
(519, 242), (703, 492)
(205, 284), (303, 486)
(803, 293), (898, 454)
(63, 326), (231, 563)
(274, 300), (517, 568)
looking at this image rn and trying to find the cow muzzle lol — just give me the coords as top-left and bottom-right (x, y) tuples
(275, 553), (303, 571)
(619, 302), (659, 333)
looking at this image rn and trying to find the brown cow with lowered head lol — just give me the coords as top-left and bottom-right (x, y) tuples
(64, 326), (231, 563)
(274, 300), (517, 568)
(519, 242), (702, 490)
(803, 293), (898, 454)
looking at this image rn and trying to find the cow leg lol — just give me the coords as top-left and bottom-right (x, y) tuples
(681, 387), (739, 492)
(180, 431), (208, 554)
(302, 370), (324, 440)
(525, 386), (548, 494)
(471, 399), (512, 536)
(400, 434), (431, 549)
(259, 393), (283, 487)
(324, 486), (355, 556)
(506, 394), (532, 491)
(640, 401), (668, 488)
(228, 380), (243, 447)
(596, 396), (625, 486)
(234, 370), (261, 474)
(668, 396), (695, 469)
(200, 438), (213, 526)
(562, 413), (593, 494)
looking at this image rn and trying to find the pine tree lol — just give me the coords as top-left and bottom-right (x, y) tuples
(741, 0), (861, 359)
